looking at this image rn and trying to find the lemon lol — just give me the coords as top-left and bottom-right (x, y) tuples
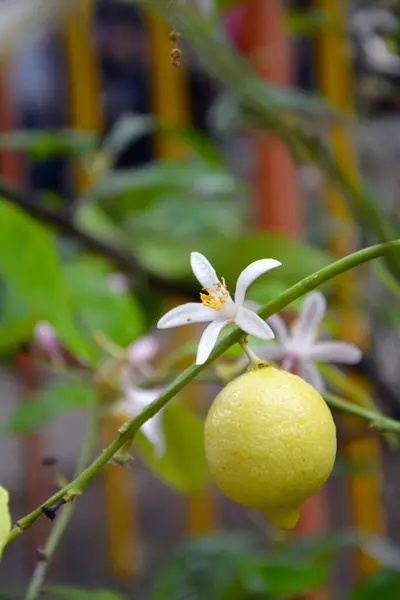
(204, 366), (336, 529)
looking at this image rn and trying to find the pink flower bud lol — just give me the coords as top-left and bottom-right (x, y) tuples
(33, 321), (58, 353)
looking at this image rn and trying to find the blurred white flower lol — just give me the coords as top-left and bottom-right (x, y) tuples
(126, 335), (159, 378)
(256, 291), (362, 391)
(112, 368), (165, 458)
(157, 252), (281, 365)
(33, 321), (58, 353)
(107, 272), (129, 293)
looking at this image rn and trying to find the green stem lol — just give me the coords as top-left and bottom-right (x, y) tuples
(5, 239), (400, 546)
(324, 393), (400, 434)
(23, 400), (98, 600)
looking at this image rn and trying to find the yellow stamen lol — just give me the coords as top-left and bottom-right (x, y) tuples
(200, 282), (229, 311)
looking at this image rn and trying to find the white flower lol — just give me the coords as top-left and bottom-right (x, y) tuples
(112, 368), (165, 458)
(33, 321), (59, 353)
(157, 252), (281, 365)
(126, 335), (159, 378)
(256, 291), (362, 391)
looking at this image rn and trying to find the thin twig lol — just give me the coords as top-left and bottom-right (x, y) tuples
(0, 179), (195, 297)
(24, 399), (99, 600)
(5, 239), (400, 546)
(324, 393), (400, 434)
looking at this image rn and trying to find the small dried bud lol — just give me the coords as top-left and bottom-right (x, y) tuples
(171, 47), (182, 67)
(168, 30), (181, 43)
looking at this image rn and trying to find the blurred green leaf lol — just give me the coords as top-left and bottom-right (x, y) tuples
(348, 571), (400, 600)
(150, 533), (255, 600)
(159, 123), (225, 167)
(0, 202), (92, 362)
(373, 260), (400, 296)
(0, 487), (11, 561)
(89, 159), (239, 219)
(103, 114), (154, 158)
(3, 380), (93, 434)
(136, 401), (209, 494)
(75, 203), (130, 249)
(133, 232), (331, 289)
(284, 9), (328, 36)
(0, 283), (36, 353)
(129, 196), (244, 242)
(48, 587), (126, 600)
(0, 130), (97, 159)
(239, 555), (327, 597)
(150, 532), (329, 600)
(63, 256), (144, 350)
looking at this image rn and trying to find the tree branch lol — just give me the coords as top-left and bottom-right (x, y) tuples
(24, 398), (98, 600)
(324, 393), (400, 434)
(0, 179), (195, 297)
(5, 239), (400, 546)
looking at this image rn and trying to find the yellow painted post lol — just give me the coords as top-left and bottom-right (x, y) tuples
(63, 1), (140, 578)
(315, 0), (385, 578)
(145, 10), (218, 534)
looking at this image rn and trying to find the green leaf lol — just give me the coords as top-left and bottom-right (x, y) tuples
(239, 555), (327, 597)
(0, 201), (92, 362)
(47, 586), (126, 600)
(63, 256), (144, 349)
(0, 283), (36, 353)
(90, 159), (238, 219)
(133, 232), (331, 289)
(348, 571), (400, 600)
(135, 401), (209, 494)
(150, 533), (256, 600)
(284, 9), (328, 36)
(0, 487), (11, 560)
(373, 260), (400, 296)
(3, 380), (93, 434)
(0, 130), (97, 159)
(129, 196), (244, 242)
(103, 114), (154, 157)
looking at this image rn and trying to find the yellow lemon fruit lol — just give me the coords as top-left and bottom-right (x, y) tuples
(204, 366), (336, 529)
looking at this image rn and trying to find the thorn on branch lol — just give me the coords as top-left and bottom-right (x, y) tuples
(36, 548), (47, 562)
(41, 456), (57, 468)
(41, 498), (67, 521)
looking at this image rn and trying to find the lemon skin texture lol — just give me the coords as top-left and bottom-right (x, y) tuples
(204, 366), (337, 529)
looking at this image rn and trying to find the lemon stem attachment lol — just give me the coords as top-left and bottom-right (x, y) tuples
(239, 338), (268, 369)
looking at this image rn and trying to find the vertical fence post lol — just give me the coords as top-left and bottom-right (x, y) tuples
(145, 9), (218, 534)
(315, 0), (385, 578)
(63, 0), (140, 578)
(243, 2), (328, 599)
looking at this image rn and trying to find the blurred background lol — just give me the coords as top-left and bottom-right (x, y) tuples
(0, 0), (399, 598)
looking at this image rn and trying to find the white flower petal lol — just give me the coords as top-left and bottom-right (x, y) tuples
(298, 360), (325, 391)
(292, 291), (326, 346)
(157, 302), (216, 329)
(196, 319), (230, 365)
(190, 252), (219, 288)
(113, 386), (166, 456)
(253, 343), (285, 362)
(281, 356), (296, 372)
(235, 306), (275, 341)
(310, 341), (362, 364)
(142, 413), (165, 457)
(234, 259), (281, 307)
(267, 313), (289, 344)
(127, 336), (158, 365)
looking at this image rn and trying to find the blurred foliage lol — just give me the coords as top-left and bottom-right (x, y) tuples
(348, 571), (400, 600)
(47, 587), (126, 600)
(2, 380), (93, 434)
(135, 400), (209, 493)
